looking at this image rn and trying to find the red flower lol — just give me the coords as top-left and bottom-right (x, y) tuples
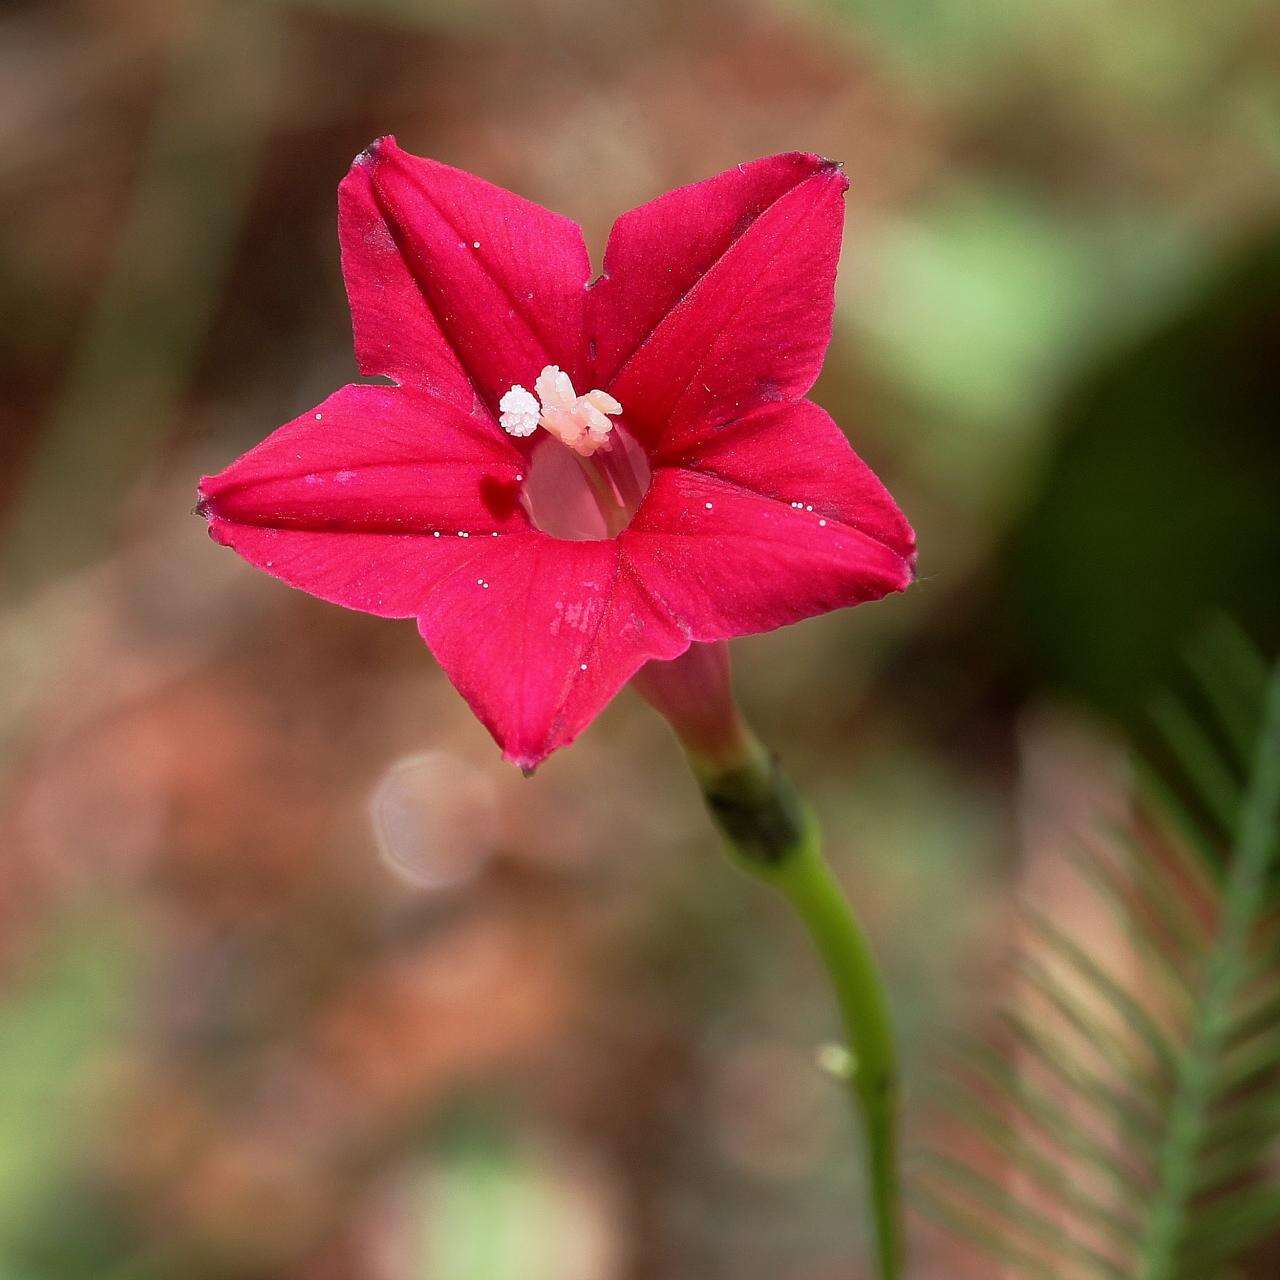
(199, 139), (915, 770)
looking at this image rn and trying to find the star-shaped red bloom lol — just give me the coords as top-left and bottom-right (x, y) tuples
(199, 138), (916, 770)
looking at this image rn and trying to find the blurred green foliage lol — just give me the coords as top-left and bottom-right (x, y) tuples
(924, 637), (1280, 1279)
(1012, 228), (1280, 718)
(0, 918), (140, 1278)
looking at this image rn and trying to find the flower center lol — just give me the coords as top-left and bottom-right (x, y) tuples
(501, 365), (649, 541)
(499, 365), (622, 457)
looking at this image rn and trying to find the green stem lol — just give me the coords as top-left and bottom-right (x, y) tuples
(686, 735), (904, 1280)
(781, 833), (902, 1279)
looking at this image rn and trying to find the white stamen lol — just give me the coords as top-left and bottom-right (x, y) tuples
(582, 389), (622, 416)
(535, 365), (576, 412)
(499, 365), (623, 457)
(499, 385), (540, 437)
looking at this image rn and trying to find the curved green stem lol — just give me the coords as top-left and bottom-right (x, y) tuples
(685, 735), (903, 1280)
(776, 829), (903, 1279)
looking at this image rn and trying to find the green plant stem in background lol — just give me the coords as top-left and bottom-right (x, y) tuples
(1138, 661), (1280, 1279)
(685, 733), (903, 1280)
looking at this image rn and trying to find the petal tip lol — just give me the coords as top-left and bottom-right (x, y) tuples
(760, 151), (850, 195)
(895, 543), (920, 590)
(502, 747), (544, 776)
(350, 134), (396, 172)
(815, 156), (850, 193)
(344, 136), (406, 190)
(782, 151), (845, 179)
(194, 479), (217, 520)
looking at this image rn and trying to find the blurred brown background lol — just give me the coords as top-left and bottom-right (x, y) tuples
(2, 0), (1278, 1276)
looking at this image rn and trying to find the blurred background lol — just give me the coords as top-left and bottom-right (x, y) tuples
(2, 0), (1278, 1276)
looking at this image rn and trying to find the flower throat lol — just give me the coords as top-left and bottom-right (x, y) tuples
(501, 365), (650, 540)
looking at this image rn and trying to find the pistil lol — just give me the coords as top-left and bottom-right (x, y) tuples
(575, 452), (632, 537)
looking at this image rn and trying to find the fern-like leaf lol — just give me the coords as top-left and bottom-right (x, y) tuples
(918, 630), (1280, 1279)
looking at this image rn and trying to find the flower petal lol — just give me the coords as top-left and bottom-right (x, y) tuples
(590, 152), (847, 449)
(339, 137), (592, 411)
(198, 383), (528, 617)
(416, 538), (688, 770)
(620, 400), (915, 639)
(655, 399), (916, 558)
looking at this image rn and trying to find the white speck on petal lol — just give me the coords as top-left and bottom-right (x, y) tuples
(315, 412), (322, 421)
(580, 663), (588, 671)
(819, 519), (827, 527)
(704, 501), (713, 510)
(433, 531), (440, 538)
(472, 240), (481, 249)
(458, 531), (469, 538)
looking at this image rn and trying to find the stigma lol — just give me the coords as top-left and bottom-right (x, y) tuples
(499, 366), (622, 457)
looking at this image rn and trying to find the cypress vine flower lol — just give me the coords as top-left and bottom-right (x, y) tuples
(198, 139), (915, 770)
